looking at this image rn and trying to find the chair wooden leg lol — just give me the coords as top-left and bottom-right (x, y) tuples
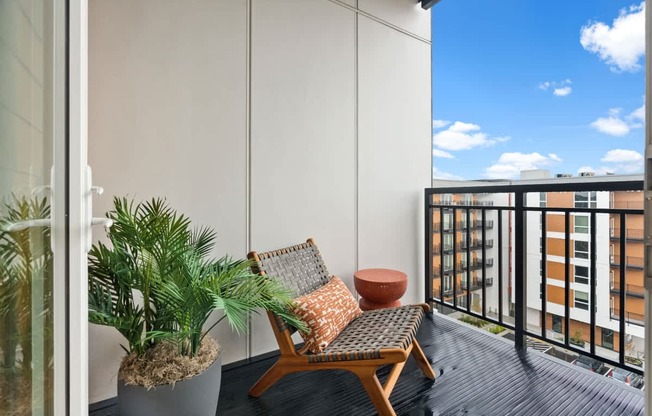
(382, 361), (406, 397)
(410, 339), (435, 380)
(356, 369), (396, 416)
(249, 360), (289, 397)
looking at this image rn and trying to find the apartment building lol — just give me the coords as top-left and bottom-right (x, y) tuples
(523, 172), (645, 361)
(431, 190), (502, 316)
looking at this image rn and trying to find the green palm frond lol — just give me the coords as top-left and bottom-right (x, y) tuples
(88, 197), (304, 358)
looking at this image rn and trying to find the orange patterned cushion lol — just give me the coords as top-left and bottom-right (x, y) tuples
(292, 276), (363, 353)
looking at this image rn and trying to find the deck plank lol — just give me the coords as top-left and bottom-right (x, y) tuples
(90, 312), (645, 416)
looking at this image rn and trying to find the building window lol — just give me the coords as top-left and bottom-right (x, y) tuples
(574, 240), (589, 259)
(574, 265), (589, 285)
(443, 211), (454, 230)
(539, 192), (547, 207)
(602, 329), (614, 350)
(552, 314), (562, 333)
(444, 254), (453, 271)
(444, 233), (454, 251)
(574, 191), (597, 208)
(442, 194), (453, 205)
(463, 193), (473, 206)
(444, 274), (453, 292)
(574, 215), (589, 234)
(574, 291), (589, 310)
(457, 295), (467, 308)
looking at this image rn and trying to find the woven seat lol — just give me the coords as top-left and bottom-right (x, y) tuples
(310, 305), (424, 363)
(248, 239), (435, 416)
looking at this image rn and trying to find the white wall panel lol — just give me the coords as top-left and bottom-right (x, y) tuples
(358, 17), (431, 305)
(249, 0), (356, 355)
(88, 0), (248, 403)
(359, 0), (431, 40)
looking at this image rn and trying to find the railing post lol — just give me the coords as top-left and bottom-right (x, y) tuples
(425, 189), (433, 306)
(514, 191), (527, 350)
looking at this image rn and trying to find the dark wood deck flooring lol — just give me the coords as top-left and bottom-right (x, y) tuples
(91, 313), (645, 415)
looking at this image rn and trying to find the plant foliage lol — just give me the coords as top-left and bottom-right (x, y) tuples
(88, 197), (305, 358)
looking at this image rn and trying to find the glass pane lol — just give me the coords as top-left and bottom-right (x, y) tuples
(0, 1), (62, 414)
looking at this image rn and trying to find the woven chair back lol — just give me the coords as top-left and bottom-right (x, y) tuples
(251, 240), (331, 297)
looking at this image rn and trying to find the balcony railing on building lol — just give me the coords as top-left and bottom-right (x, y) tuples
(425, 177), (645, 378)
(609, 255), (644, 270)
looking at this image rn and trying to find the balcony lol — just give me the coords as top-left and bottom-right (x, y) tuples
(610, 255), (644, 270)
(458, 239), (494, 251)
(610, 282), (646, 299)
(611, 309), (646, 327)
(610, 227), (644, 241)
(461, 277), (494, 291)
(426, 177), (646, 385)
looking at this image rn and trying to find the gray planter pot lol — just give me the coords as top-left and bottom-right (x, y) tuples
(117, 355), (221, 416)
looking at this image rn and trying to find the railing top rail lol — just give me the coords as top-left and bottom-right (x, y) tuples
(427, 176), (643, 195)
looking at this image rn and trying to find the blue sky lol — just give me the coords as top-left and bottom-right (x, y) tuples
(432, 0), (646, 180)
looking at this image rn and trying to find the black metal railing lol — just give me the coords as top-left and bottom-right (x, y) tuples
(425, 178), (645, 376)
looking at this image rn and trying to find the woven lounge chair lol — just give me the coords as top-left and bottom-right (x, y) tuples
(248, 238), (435, 416)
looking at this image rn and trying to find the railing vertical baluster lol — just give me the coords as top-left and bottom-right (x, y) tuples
(514, 191), (526, 350)
(439, 207), (444, 304)
(452, 208), (458, 309)
(590, 211), (597, 355)
(466, 208), (471, 311)
(482, 208), (487, 318)
(619, 213), (626, 366)
(498, 208), (503, 324)
(541, 211), (547, 338)
(425, 190), (433, 305)
(564, 211), (571, 348)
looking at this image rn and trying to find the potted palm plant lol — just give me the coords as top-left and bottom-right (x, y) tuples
(88, 197), (305, 416)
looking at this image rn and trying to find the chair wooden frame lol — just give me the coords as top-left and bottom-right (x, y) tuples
(248, 239), (435, 416)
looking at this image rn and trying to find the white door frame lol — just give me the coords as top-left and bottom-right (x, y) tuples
(53, 0), (89, 414)
(645, 0), (651, 415)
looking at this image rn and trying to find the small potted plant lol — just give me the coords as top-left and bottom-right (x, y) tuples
(88, 197), (305, 416)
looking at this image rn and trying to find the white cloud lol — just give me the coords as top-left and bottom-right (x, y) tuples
(484, 152), (562, 179)
(591, 115), (630, 136)
(580, 150), (644, 175)
(432, 166), (464, 180)
(553, 87), (572, 97)
(433, 121), (510, 151)
(539, 79), (572, 97)
(600, 149), (643, 163)
(591, 105), (645, 136)
(580, 2), (645, 72)
(432, 148), (455, 159)
(432, 120), (451, 129)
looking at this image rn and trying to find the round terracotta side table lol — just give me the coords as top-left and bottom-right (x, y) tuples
(353, 268), (407, 311)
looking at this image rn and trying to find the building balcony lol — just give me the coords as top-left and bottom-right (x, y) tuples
(611, 309), (645, 327)
(610, 282), (645, 299)
(461, 277), (494, 291)
(459, 258), (494, 271)
(609, 227), (644, 241)
(426, 177), (646, 387)
(610, 255), (644, 270)
(458, 239), (494, 251)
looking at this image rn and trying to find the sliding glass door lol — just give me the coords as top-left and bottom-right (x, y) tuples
(0, 0), (68, 414)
